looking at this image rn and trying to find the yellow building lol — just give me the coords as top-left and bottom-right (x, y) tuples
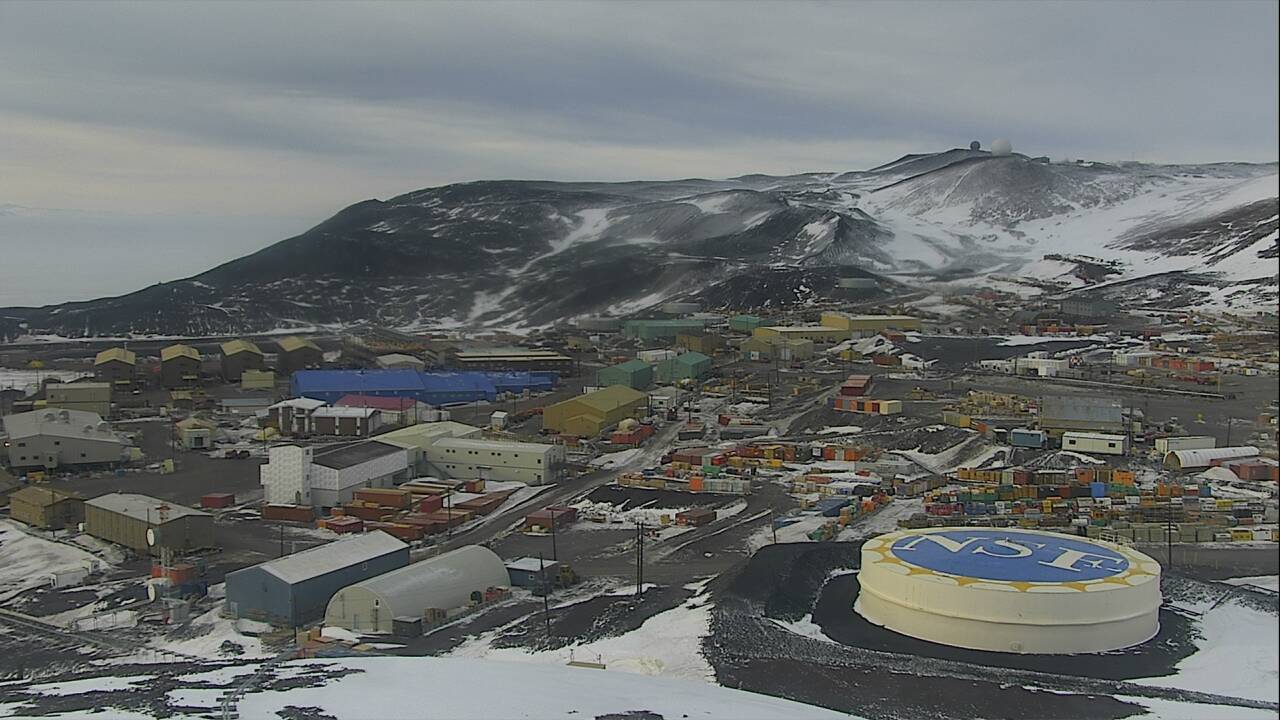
(93, 347), (137, 387)
(819, 312), (921, 333)
(752, 326), (850, 343)
(542, 385), (647, 437)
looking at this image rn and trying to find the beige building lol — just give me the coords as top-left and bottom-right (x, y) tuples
(240, 369), (276, 391)
(542, 385), (647, 437)
(9, 486), (84, 530)
(676, 333), (725, 355)
(819, 312), (921, 335)
(84, 493), (214, 554)
(176, 418), (216, 450)
(752, 325), (849, 344)
(160, 345), (202, 388)
(45, 382), (111, 416)
(427, 436), (566, 485)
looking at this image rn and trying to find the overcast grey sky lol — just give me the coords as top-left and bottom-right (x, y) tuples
(1, 1), (1277, 303)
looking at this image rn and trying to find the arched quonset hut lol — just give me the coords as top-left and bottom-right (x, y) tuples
(325, 545), (509, 633)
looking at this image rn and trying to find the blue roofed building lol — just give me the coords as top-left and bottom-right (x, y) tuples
(291, 369), (556, 405)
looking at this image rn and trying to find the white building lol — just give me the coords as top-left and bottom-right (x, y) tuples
(647, 386), (682, 411)
(1, 409), (131, 470)
(379, 421), (566, 485)
(260, 441), (410, 508)
(323, 545), (509, 633)
(425, 436), (566, 485)
(1062, 432), (1129, 456)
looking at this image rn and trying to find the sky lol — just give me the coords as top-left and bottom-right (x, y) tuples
(1, 0), (1277, 305)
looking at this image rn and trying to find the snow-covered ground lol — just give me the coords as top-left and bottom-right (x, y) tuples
(1221, 575), (1279, 593)
(450, 589), (716, 681)
(0, 368), (90, 390)
(0, 521), (110, 603)
(227, 655), (854, 720)
(589, 448), (642, 469)
(1134, 598), (1279, 704)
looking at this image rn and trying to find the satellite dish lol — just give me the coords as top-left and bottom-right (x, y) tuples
(991, 138), (1013, 156)
(969, 140), (981, 151)
(146, 528), (156, 547)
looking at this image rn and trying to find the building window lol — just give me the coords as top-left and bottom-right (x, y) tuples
(54, 441), (60, 446)
(81, 453), (87, 458)
(17, 442), (24, 448)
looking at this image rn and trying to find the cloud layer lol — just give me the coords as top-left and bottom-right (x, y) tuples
(1, 1), (1276, 220)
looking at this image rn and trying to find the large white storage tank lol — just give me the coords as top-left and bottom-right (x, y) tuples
(324, 545), (509, 633)
(856, 527), (1161, 654)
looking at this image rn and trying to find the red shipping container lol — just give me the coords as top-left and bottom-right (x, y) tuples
(325, 516), (364, 534)
(200, 493), (235, 509)
(342, 504), (392, 522)
(419, 495), (443, 513)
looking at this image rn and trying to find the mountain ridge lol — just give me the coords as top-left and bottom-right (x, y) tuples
(1, 149), (1275, 339)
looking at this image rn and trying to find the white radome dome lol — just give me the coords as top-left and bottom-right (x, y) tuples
(991, 138), (1013, 156)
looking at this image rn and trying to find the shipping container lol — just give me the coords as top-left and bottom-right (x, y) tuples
(200, 493), (236, 509)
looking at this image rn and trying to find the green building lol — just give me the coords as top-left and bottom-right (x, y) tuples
(622, 319), (707, 341)
(596, 359), (654, 390)
(655, 352), (713, 383)
(729, 315), (765, 333)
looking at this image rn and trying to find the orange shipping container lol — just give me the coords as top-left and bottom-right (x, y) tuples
(689, 476), (705, 492)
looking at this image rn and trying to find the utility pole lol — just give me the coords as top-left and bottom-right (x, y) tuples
(539, 552), (552, 639)
(635, 521), (646, 596)
(770, 509), (777, 544)
(279, 523), (285, 558)
(550, 511), (558, 561)
(1225, 417), (1234, 447)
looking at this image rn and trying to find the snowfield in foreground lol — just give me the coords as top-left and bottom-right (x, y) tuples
(232, 656), (854, 720)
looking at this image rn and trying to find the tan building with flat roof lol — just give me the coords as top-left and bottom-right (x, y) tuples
(752, 325), (849, 343)
(9, 486), (84, 530)
(819, 312), (921, 335)
(45, 382), (111, 416)
(84, 493), (214, 555)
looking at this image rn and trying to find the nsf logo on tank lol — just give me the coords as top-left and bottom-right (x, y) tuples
(889, 529), (1130, 583)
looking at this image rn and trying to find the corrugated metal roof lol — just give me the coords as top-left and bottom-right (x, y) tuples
(10, 486), (80, 507)
(568, 385), (646, 414)
(1040, 396), (1122, 423)
(1166, 446), (1260, 469)
(259, 531), (407, 584)
(85, 493), (210, 524)
(278, 336), (320, 353)
(377, 422), (482, 449)
(160, 344), (200, 362)
(220, 339), (264, 357)
(1, 409), (126, 443)
(94, 347), (136, 366)
(313, 440), (405, 469)
(332, 545), (508, 619)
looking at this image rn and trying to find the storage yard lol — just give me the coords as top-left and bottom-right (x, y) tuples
(1, 303), (1277, 719)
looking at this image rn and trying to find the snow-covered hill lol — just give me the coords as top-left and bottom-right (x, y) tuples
(1, 150), (1275, 338)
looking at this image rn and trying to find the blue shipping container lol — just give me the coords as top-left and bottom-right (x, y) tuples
(1090, 482), (1107, 498)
